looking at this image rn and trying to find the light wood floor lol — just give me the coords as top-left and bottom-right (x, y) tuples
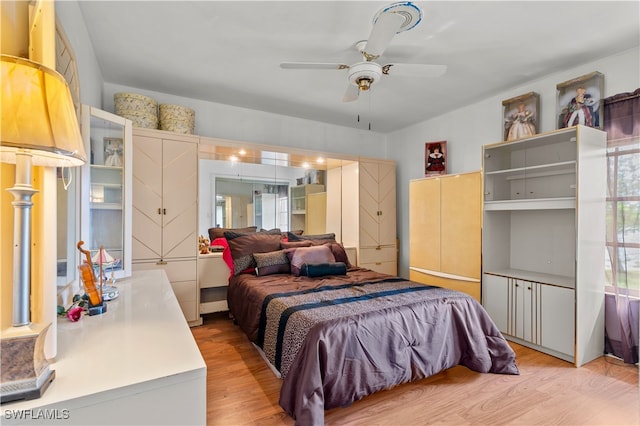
(192, 312), (639, 425)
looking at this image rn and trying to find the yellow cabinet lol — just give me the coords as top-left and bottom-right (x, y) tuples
(409, 171), (482, 300)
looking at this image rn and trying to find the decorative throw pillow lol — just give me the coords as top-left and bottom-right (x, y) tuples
(324, 242), (353, 268)
(301, 262), (347, 277)
(209, 226), (257, 242)
(224, 230), (282, 275)
(286, 245), (336, 277)
(287, 232), (336, 246)
(281, 240), (313, 249)
(253, 250), (290, 276)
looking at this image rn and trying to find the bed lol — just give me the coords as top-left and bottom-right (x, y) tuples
(223, 231), (519, 425)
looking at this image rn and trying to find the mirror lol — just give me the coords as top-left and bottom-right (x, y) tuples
(56, 166), (79, 290)
(198, 140), (353, 241)
(215, 177), (290, 230)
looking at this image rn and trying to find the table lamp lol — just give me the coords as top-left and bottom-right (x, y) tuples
(1, 54), (87, 403)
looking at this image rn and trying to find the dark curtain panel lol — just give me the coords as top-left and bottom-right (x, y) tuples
(603, 88), (640, 364)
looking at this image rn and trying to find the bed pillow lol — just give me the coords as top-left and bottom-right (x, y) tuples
(209, 226), (257, 242)
(286, 245), (335, 277)
(301, 262), (347, 277)
(324, 242), (353, 268)
(281, 240), (313, 249)
(286, 232), (336, 246)
(253, 250), (290, 276)
(224, 230), (282, 275)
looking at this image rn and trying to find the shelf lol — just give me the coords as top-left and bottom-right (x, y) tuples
(91, 164), (123, 170)
(484, 269), (575, 289)
(91, 184), (122, 191)
(484, 197), (575, 211)
(484, 126), (578, 150)
(485, 160), (576, 179)
(90, 202), (123, 210)
(200, 286), (228, 314)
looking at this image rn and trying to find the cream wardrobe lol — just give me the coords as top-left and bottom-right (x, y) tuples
(130, 128), (200, 325)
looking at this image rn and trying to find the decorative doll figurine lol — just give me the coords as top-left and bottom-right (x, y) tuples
(505, 103), (536, 141)
(563, 86), (595, 128)
(425, 143), (445, 175)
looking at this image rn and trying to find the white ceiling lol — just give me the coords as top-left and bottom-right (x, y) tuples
(77, 1), (640, 133)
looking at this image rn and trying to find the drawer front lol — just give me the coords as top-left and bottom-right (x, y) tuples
(198, 255), (230, 288)
(360, 260), (397, 276)
(171, 280), (197, 322)
(359, 246), (396, 264)
(133, 259), (196, 282)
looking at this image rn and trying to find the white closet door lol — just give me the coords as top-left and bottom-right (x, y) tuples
(162, 139), (198, 259)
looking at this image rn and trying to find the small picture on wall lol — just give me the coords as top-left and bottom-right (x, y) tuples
(502, 92), (539, 141)
(425, 141), (447, 177)
(556, 71), (604, 129)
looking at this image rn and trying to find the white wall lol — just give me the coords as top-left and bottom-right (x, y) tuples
(56, 0), (103, 107)
(389, 47), (640, 278)
(102, 82), (387, 159)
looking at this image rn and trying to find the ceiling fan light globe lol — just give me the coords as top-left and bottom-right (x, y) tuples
(358, 78), (372, 91)
(348, 62), (382, 89)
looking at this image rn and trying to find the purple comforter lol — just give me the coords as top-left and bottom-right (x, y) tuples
(227, 268), (518, 425)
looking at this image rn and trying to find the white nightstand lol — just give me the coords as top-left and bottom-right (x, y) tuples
(198, 252), (231, 315)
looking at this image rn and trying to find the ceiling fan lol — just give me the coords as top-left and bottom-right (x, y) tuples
(280, 2), (447, 102)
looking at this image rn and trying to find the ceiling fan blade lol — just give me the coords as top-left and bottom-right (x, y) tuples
(363, 12), (405, 59)
(280, 62), (349, 70)
(382, 63), (447, 77)
(343, 84), (359, 102)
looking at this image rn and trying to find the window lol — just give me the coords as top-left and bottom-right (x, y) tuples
(604, 91), (640, 297)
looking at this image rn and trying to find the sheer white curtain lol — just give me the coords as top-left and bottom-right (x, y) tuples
(603, 88), (640, 364)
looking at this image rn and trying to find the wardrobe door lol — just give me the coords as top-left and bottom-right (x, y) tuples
(409, 177), (441, 272)
(440, 172), (481, 280)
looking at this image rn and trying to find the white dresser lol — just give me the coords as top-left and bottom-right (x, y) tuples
(2, 270), (207, 425)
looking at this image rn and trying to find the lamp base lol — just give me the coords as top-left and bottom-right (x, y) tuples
(0, 323), (55, 403)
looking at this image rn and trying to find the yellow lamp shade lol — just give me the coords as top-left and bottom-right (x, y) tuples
(1, 54), (86, 167)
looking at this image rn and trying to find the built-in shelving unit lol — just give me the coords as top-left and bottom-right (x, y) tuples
(481, 125), (606, 367)
(80, 105), (132, 279)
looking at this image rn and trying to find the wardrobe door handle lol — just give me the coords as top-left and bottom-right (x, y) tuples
(157, 208), (162, 215)
(163, 208), (167, 215)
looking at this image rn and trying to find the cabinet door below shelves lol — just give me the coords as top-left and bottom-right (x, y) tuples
(540, 284), (575, 357)
(513, 279), (539, 345)
(482, 274), (509, 334)
(483, 273), (575, 360)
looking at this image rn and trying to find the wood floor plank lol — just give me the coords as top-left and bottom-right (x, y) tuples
(192, 312), (639, 425)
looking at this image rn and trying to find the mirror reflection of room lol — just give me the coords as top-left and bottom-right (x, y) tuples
(198, 144), (334, 239)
